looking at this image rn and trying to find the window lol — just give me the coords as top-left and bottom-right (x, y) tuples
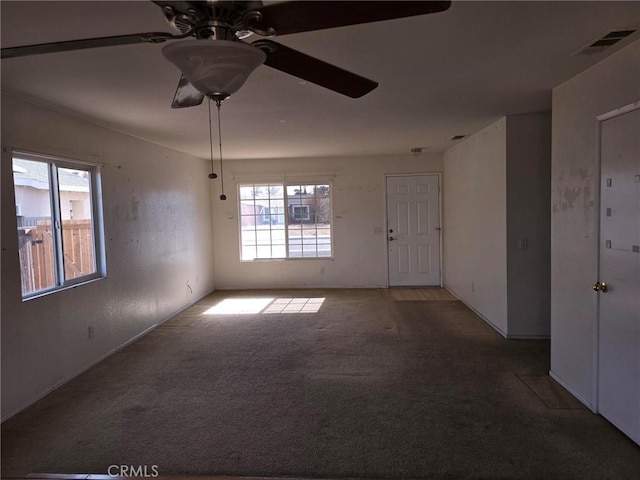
(12, 152), (105, 298)
(291, 205), (310, 221)
(239, 182), (332, 260)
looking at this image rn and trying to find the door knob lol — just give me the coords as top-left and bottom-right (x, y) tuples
(593, 281), (608, 293)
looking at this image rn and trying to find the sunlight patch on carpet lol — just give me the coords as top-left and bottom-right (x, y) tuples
(263, 297), (325, 314)
(205, 298), (274, 314)
(205, 297), (325, 315)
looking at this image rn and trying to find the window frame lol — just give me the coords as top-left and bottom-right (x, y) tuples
(12, 150), (106, 300)
(238, 181), (333, 262)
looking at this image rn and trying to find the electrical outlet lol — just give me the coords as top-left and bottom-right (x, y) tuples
(88, 325), (95, 339)
(519, 237), (528, 249)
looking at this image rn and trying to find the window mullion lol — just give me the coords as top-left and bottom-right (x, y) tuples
(49, 163), (65, 286)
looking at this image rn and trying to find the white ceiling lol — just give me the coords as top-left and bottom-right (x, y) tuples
(2, 1), (639, 160)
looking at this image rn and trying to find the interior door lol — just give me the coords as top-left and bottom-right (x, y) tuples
(386, 174), (441, 286)
(597, 106), (640, 445)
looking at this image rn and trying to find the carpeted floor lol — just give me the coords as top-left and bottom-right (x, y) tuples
(2, 289), (639, 479)
(381, 287), (458, 301)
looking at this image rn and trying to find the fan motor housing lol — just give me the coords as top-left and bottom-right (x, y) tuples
(161, 0), (264, 37)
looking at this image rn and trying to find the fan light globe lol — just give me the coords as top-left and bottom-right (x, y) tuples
(162, 40), (266, 99)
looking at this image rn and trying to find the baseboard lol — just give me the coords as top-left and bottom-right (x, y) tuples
(507, 334), (551, 340)
(549, 370), (594, 412)
(1, 290), (215, 423)
(215, 284), (388, 290)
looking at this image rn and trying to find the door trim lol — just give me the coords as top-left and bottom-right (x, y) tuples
(383, 172), (443, 288)
(593, 101), (640, 414)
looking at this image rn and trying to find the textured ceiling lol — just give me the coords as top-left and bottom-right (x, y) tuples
(2, 1), (639, 160)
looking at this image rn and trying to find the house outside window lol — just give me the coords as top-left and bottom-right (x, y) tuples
(239, 182), (332, 260)
(12, 152), (105, 299)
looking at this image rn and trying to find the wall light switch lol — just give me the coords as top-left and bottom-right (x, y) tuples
(373, 227), (383, 235)
(519, 238), (528, 249)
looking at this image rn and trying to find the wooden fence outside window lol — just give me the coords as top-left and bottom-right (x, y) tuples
(17, 219), (95, 295)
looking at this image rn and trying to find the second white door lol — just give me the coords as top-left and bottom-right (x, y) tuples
(386, 175), (441, 286)
(597, 106), (640, 445)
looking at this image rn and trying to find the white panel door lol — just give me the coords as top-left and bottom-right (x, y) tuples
(386, 175), (441, 286)
(597, 107), (640, 445)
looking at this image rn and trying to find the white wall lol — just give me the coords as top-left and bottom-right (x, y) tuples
(443, 118), (509, 334)
(1, 95), (216, 419)
(506, 113), (551, 337)
(211, 154), (442, 289)
(550, 40), (640, 407)
(443, 114), (551, 338)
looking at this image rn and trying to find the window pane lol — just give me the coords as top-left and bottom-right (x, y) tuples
(268, 185), (284, 199)
(239, 185), (255, 199)
(256, 245), (273, 258)
(239, 183), (288, 260)
(286, 184), (332, 258)
(302, 245), (319, 257)
(256, 227), (273, 245)
(271, 225), (286, 244)
(286, 185), (301, 197)
(13, 158), (57, 296)
(58, 167), (96, 280)
(241, 227), (257, 246)
(269, 199), (284, 212)
(254, 185), (271, 199)
(242, 245), (257, 261)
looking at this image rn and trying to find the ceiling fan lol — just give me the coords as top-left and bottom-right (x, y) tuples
(1, 1), (452, 108)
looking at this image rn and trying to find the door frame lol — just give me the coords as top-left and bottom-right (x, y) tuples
(593, 100), (640, 414)
(384, 172), (443, 288)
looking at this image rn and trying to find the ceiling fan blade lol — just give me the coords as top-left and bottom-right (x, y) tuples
(253, 40), (377, 98)
(249, 1), (451, 36)
(1, 32), (176, 59)
(171, 74), (205, 109)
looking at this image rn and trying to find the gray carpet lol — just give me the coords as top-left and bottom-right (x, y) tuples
(2, 289), (639, 479)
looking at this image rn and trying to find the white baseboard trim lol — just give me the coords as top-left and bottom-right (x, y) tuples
(507, 334), (551, 340)
(1, 290), (214, 423)
(549, 370), (594, 412)
(215, 284), (388, 290)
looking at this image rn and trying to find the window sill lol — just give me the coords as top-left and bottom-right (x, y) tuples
(240, 257), (334, 263)
(21, 275), (106, 302)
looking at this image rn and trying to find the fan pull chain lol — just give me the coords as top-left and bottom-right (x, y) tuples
(215, 99), (226, 201)
(207, 99), (217, 180)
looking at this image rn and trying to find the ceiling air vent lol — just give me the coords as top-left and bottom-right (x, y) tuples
(575, 28), (637, 55)
(451, 135), (467, 141)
